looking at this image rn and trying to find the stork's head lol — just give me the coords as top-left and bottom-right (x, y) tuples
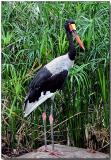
(65, 19), (85, 50)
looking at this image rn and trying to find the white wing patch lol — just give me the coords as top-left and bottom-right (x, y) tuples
(24, 91), (55, 117)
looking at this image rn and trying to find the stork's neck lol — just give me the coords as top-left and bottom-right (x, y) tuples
(66, 31), (76, 61)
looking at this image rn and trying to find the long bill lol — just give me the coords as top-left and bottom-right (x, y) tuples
(69, 24), (85, 50)
(72, 31), (85, 50)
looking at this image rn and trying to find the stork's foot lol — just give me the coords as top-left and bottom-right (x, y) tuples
(37, 146), (50, 152)
(49, 150), (63, 157)
(91, 149), (96, 153)
(87, 148), (96, 153)
(38, 147), (63, 157)
(87, 148), (92, 152)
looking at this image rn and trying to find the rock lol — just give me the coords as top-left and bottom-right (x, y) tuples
(17, 144), (109, 159)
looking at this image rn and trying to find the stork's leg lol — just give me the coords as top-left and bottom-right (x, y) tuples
(49, 102), (54, 151)
(49, 98), (63, 157)
(39, 103), (49, 152)
(42, 112), (47, 150)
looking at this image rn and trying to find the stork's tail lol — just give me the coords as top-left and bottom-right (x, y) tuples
(23, 91), (55, 117)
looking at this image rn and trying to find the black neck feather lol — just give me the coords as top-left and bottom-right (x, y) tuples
(66, 31), (76, 60)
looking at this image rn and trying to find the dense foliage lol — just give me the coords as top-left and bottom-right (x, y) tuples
(2, 2), (109, 156)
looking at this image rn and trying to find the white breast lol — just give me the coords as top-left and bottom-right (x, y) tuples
(46, 54), (74, 75)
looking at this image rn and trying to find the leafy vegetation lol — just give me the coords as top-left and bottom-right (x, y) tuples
(1, 1), (109, 156)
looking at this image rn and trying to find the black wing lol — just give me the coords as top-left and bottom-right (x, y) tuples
(41, 70), (68, 92)
(29, 67), (52, 89)
(26, 70), (68, 103)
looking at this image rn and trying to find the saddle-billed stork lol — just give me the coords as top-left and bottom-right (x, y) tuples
(24, 19), (84, 155)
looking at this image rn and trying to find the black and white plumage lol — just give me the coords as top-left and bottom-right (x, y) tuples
(24, 19), (84, 117)
(24, 56), (70, 117)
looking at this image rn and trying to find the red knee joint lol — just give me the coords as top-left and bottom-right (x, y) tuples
(49, 114), (53, 124)
(42, 112), (46, 121)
